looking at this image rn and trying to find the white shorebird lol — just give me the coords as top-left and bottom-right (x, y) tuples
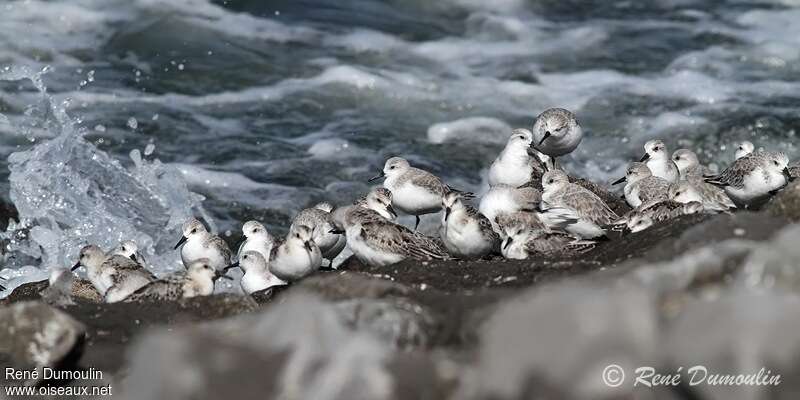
(530, 108), (583, 166)
(224, 251), (286, 294)
(440, 192), (498, 259)
(335, 204), (448, 267)
(72, 245), (155, 303)
(488, 128), (548, 188)
(539, 170), (618, 239)
(734, 141), (755, 160)
(479, 184), (541, 232)
(354, 187), (397, 221)
(111, 240), (148, 266)
(290, 203), (346, 266)
(672, 149), (713, 178)
(269, 225), (322, 282)
(612, 162), (670, 208)
(175, 218), (232, 271)
(237, 220), (275, 262)
(668, 180), (735, 213)
(370, 157), (473, 230)
(705, 152), (793, 207)
(126, 259), (229, 301)
(640, 139), (679, 183)
(498, 219), (594, 260)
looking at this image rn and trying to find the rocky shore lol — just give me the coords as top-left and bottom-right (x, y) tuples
(2, 182), (800, 399)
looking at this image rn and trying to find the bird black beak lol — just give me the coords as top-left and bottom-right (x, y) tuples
(538, 131), (551, 146)
(612, 176), (627, 185)
(784, 167), (795, 182)
(503, 237), (513, 250)
(129, 254), (137, 262)
(304, 241), (314, 252)
(386, 204), (397, 219)
(223, 262), (239, 273)
(71, 262), (81, 271)
(368, 171), (385, 182)
(640, 153), (650, 162)
(174, 236), (188, 249)
(329, 228), (344, 234)
(444, 206), (451, 221)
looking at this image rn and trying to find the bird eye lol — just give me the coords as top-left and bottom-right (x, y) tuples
(243, 254), (248, 259)
(191, 229), (197, 234)
(675, 191), (682, 196)
(548, 179), (554, 184)
(389, 166), (396, 170)
(774, 161), (780, 166)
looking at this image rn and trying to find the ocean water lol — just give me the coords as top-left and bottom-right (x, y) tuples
(1, 0), (799, 288)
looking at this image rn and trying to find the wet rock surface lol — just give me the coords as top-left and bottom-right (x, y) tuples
(3, 203), (800, 399)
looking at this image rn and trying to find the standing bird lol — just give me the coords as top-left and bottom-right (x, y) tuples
(612, 162), (670, 208)
(126, 259), (228, 302)
(641, 139), (679, 183)
(734, 141), (755, 160)
(440, 192), (499, 259)
(71, 245), (154, 303)
(174, 218), (232, 271)
(540, 170), (619, 239)
(224, 251), (285, 294)
(530, 108), (583, 168)
(369, 157), (473, 230)
(488, 128), (548, 188)
(269, 225), (322, 282)
(705, 152), (793, 207)
(290, 203), (346, 267)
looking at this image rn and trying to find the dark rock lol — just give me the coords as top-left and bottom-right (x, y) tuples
(767, 180), (800, 220)
(0, 301), (87, 383)
(0, 197), (18, 232)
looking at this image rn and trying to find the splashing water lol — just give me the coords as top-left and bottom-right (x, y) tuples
(0, 66), (209, 296)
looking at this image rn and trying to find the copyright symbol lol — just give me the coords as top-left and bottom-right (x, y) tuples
(602, 364), (625, 387)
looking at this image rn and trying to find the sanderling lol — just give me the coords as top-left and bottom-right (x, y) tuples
(625, 201), (704, 233)
(612, 162), (670, 208)
(530, 108), (583, 166)
(498, 220), (594, 260)
(672, 149), (712, 178)
(735, 141), (755, 160)
(540, 170), (618, 239)
(440, 192), (498, 259)
(72, 245), (154, 303)
(337, 205), (449, 267)
(175, 218), (232, 271)
(269, 224), (322, 282)
(488, 128), (547, 188)
(224, 251), (286, 294)
(494, 211), (550, 233)
(479, 184), (541, 231)
(111, 240), (148, 267)
(370, 157), (473, 230)
(668, 180), (735, 213)
(641, 139), (679, 183)
(290, 203), (346, 266)
(705, 151), (793, 206)
(354, 187), (397, 221)
(127, 259), (229, 301)
(237, 220), (275, 263)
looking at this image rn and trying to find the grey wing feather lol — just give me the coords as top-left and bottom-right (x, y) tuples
(207, 235), (232, 262)
(562, 185), (619, 224)
(705, 156), (758, 188)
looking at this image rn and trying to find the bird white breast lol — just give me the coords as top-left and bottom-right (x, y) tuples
(89, 266), (113, 295)
(269, 244), (320, 281)
(624, 184), (642, 208)
(726, 167), (786, 204)
(488, 150), (533, 188)
(241, 271), (284, 294)
(346, 227), (405, 267)
(535, 127), (582, 157)
(647, 159), (679, 183)
(105, 274), (151, 303)
(238, 239), (273, 262)
(182, 238), (229, 270)
(480, 189), (519, 230)
(388, 182), (443, 216)
(442, 216), (492, 259)
(564, 219), (605, 239)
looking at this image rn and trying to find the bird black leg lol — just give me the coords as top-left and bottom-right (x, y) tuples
(414, 216), (421, 230)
